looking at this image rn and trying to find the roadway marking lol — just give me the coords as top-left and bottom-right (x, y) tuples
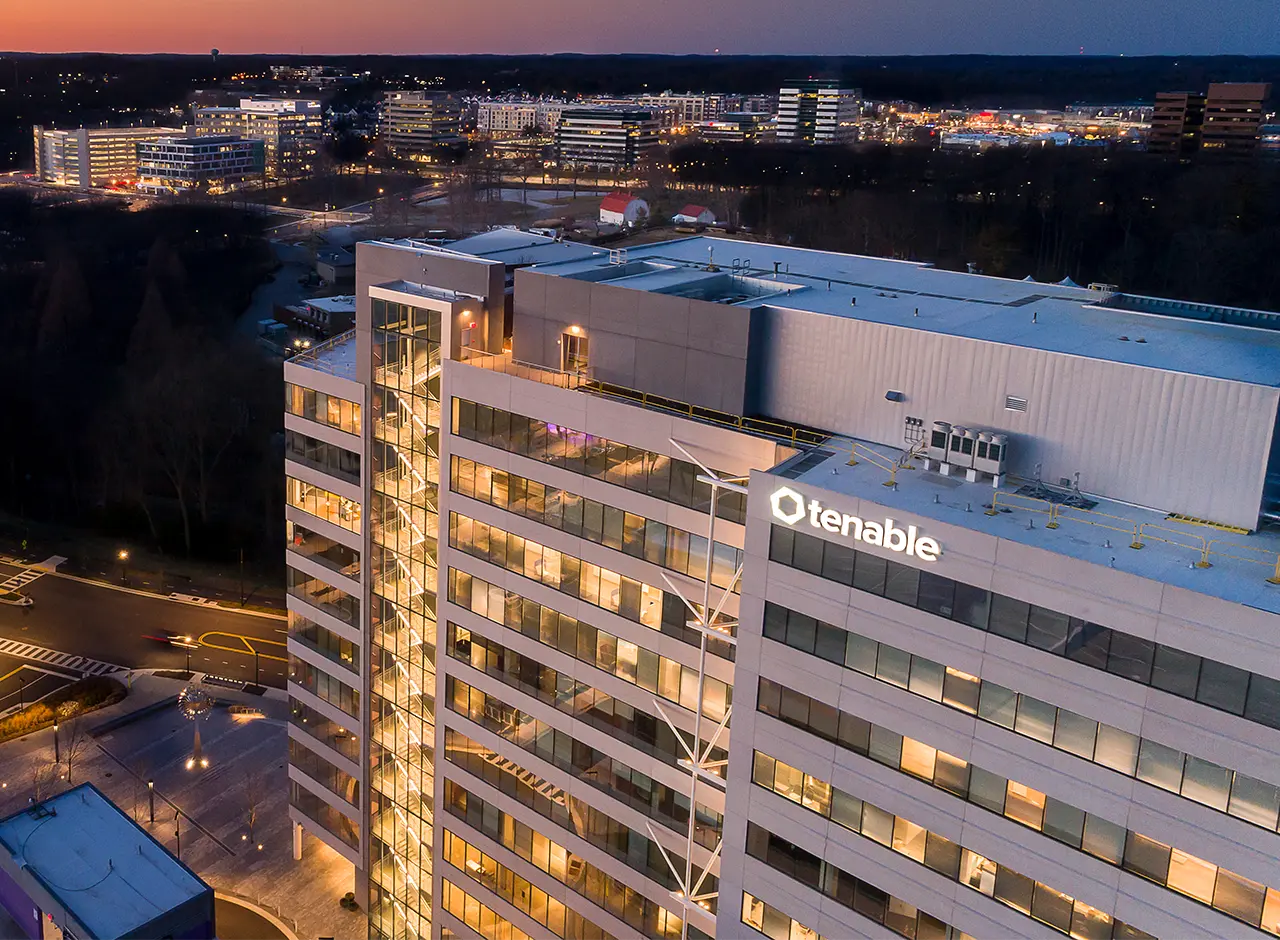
(0, 556), (67, 592)
(0, 638), (126, 677)
(196, 631), (289, 663)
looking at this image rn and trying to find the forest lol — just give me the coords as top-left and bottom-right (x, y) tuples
(0, 193), (282, 563)
(668, 143), (1280, 311)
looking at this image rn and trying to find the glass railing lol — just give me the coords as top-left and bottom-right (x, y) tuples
(460, 348), (591, 389)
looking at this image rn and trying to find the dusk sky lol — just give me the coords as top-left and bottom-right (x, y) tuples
(4, 0), (1280, 56)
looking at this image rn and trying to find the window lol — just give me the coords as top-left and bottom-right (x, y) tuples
(771, 524), (1280, 738)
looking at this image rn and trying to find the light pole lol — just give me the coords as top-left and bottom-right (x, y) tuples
(53, 722), (59, 763)
(253, 650), (259, 686)
(118, 549), (129, 585)
(175, 810), (181, 859)
(238, 547), (245, 607)
(147, 780), (155, 823)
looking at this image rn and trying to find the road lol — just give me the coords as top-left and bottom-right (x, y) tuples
(0, 563), (289, 694)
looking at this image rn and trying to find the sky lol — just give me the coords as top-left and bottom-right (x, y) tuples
(3, 0), (1279, 56)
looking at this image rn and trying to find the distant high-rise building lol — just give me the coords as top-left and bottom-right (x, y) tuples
(193, 97), (322, 178)
(32, 125), (183, 188)
(1148, 83), (1271, 158)
(381, 91), (463, 161)
(135, 135), (265, 194)
(1148, 92), (1207, 156)
(554, 108), (660, 168)
(776, 79), (861, 145)
(1201, 82), (1272, 156)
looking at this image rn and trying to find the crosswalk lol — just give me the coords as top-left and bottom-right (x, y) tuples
(0, 638), (126, 677)
(0, 555), (68, 593)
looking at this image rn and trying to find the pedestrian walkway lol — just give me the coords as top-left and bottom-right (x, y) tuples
(0, 555), (67, 592)
(0, 638), (126, 677)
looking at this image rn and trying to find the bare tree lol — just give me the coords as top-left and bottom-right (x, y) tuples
(60, 715), (91, 786)
(241, 768), (264, 843)
(30, 761), (58, 802)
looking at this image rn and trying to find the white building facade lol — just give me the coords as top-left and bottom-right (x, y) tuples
(284, 232), (1280, 940)
(32, 125), (183, 188)
(776, 80), (862, 145)
(193, 97), (322, 178)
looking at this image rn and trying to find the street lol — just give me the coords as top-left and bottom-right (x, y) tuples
(0, 563), (288, 696)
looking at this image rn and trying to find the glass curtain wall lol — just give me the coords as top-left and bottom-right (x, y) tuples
(368, 298), (443, 940)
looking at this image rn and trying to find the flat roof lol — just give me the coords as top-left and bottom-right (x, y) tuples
(444, 230), (605, 268)
(290, 329), (357, 380)
(776, 439), (1280, 614)
(0, 784), (209, 940)
(531, 236), (1280, 387)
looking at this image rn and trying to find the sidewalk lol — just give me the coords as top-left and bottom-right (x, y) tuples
(0, 671), (363, 940)
(0, 517), (285, 613)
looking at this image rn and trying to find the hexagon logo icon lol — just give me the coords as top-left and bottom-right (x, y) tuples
(770, 486), (807, 525)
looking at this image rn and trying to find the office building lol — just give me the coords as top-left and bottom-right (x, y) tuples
(633, 92), (743, 128)
(193, 97), (323, 178)
(1148, 92), (1207, 156)
(283, 330), (366, 891)
(695, 112), (774, 144)
(0, 783), (216, 940)
(476, 100), (567, 138)
(555, 108), (661, 168)
(1201, 82), (1273, 156)
(381, 91), (463, 161)
(776, 80), (861, 145)
(285, 230), (1280, 940)
(1149, 83), (1272, 158)
(135, 135), (264, 194)
(32, 124), (183, 188)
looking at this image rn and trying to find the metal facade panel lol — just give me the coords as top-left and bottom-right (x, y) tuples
(755, 308), (1278, 529)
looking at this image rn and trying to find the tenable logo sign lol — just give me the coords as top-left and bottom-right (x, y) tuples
(770, 486), (941, 562)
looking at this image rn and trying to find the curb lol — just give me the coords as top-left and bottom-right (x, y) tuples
(48, 572), (286, 620)
(214, 893), (300, 940)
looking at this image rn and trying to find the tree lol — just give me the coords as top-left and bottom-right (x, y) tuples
(35, 254), (93, 354)
(60, 714), (91, 786)
(30, 761), (58, 802)
(241, 768), (263, 843)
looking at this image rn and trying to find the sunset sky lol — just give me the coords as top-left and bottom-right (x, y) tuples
(3, 0), (1278, 56)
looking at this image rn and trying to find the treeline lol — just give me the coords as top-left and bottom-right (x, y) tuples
(0, 193), (281, 561)
(668, 143), (1280, 311)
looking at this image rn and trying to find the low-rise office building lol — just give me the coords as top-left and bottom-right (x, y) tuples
(476, 100), (567, 138)
(32, 125), (183, 188)
(193, 97), (322, 178)
(0, 784), (215, 940)
(285, 230), (1280, 940)
(695, 111), (774, 144)
(135, 135), (264, 194)
(554, 108), (660, 168)
(381, 91), (463, 161)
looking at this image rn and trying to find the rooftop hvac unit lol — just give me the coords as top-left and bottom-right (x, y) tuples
(928, 421), (951, 462)
(975, 431), (1008, 476)
(948, 427), (978, 469)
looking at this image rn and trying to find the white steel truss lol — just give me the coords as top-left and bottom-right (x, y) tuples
(646, 437), (747, 939)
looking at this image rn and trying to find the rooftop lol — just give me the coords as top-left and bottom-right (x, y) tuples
(442, 230), (604, 268)
(532, 236), (1280, 387)
(777, 440), (1280, 614)
(0, 784), (209, 940)
(289, 328), (357, 380)
(304, 294), (356, 314)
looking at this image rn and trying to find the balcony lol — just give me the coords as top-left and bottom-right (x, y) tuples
(460, 348), (590, 389)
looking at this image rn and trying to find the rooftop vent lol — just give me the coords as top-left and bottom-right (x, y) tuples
(1004, 395), (1028, 413)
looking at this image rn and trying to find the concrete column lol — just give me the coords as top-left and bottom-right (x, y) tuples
(354, 867), (369, 910)
(293, 821), (303, 861)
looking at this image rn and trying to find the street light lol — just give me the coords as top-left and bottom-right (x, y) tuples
(53, 722), (59, 763)
(147, 780), (154, 823)
(118, 549), (129, 585)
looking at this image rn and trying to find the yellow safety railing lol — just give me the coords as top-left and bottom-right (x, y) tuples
(988, 493), (1280, 584)
(1206, 539), (1280, 584)
(582, 380), (829, 448)
(847, 439), (928, 487)
(1134, 523), (1210, 567)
